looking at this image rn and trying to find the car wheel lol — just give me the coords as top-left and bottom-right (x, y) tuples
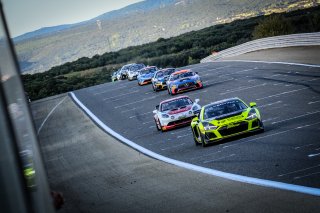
(199, 130), (207, 147)
(258, 120), (265, 133)
(155, 118), (161, 131)
(192, 127), (201, 146)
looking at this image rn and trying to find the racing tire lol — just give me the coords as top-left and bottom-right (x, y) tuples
(155, 118), (161, 131)
(258, 120), (265, 133)
(152, 84), (157, 92)
(200, 132), (207, 147)
(192, 127), (201, 146)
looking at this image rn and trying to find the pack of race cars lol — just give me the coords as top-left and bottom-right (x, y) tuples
(111, 63), (264, 147)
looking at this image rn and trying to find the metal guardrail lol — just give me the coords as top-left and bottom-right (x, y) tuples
(200, 32), (320, 63)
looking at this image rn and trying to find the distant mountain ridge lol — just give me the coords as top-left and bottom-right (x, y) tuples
(13, 0), (177, 43)
(14, 0), (316, 74)
(14, 24), (75, 42)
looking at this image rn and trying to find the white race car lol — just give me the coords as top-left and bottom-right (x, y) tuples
(127, 63), (146, 81)
(153, 95), (201, 132)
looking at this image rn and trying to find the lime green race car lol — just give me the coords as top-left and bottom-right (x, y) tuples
(191, 97), (264, 147)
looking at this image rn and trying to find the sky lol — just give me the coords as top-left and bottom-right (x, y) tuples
(2, 0), (143, 37)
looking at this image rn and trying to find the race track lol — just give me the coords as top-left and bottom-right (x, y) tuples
(72, 61), (320, 189)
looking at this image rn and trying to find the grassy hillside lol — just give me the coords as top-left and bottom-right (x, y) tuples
(22, 6), (320, 100)
(16, 0), (316, 74)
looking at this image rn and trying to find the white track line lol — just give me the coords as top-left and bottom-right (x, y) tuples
(70, 92), (320, 197)
(37, 96), (67, 135)
(219, 60), (320, 68)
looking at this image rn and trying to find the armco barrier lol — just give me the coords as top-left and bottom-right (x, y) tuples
(200, 32), (320, 63)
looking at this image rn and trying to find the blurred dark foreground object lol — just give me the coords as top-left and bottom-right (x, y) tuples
(51, 191), (64, 210)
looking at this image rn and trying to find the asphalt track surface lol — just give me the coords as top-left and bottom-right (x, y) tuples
(73, 61), (320, 189)
(32, 96), (320, 212)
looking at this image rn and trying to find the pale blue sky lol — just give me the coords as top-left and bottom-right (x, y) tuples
(2, 0), (143, 37)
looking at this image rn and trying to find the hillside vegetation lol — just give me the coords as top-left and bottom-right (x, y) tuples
(22, 6), (320, 100)
(16, 0), (316, 74)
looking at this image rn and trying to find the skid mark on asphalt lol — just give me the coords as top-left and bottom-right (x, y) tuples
(203, 154), (236, 164)
(170, 128), (189, 135)
(142, 120), (154, 125)
(160, 143), (186, 151)
(120, 106), (144, 113)
(263, 117), (280, 123)
(93, 85), (127, 95)
(188, 89), (208, 96)
(222, 121), (320, 149)
(204, 78), (234, 86)
(218, 68), (256, 78)
(258, 101), (282, 108)
(220, 83), (267, 95)
(103, 90), (139, 100)
(114, 96), (156, 108)
(271, 110), (320, 125)
(308, 100), (320, 104)
(294, 144), (314, 150)
(129, 111), (152, 118)
(256, 87), (308, 101)
(278, 164), (320, 177)
(177, 133), (192, 138)
(308, 153), (320, 158)
(190, 150), (222, 160)
(201, 65), (232, 76)
(294, 171), (320, 180)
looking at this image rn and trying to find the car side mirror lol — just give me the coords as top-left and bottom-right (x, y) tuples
(250, 102), (257, 108)
(195, 72), (198, 74)
(192, 116), (199, 123)
(155, 105), (159, 110)
(195, 98), (200, 103)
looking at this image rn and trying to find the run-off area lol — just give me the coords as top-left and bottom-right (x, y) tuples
(74, 61), (320, 188)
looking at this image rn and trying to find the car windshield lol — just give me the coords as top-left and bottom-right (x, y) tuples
(156, 71), (164, 78)
(163, 68), (175, 76)
(161, 97), (193, 112)
(170, 71), (194, 81)
(130, 64), (145, 71)
(203, 100), (247, 120)
(140, 67), (156, 75)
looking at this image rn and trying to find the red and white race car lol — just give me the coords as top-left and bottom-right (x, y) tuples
(153, 95), (201, 132)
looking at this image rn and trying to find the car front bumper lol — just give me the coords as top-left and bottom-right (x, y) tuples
(201, 118), (263, 143)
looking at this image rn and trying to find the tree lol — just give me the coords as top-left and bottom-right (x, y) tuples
(252, 15), (294, 39)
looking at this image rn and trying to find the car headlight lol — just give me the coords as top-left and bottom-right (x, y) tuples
(246, 109), (257, 120)
(203, 122), (217, 131)
(162, 114), (169, 118)
(171, 84), (177, 89)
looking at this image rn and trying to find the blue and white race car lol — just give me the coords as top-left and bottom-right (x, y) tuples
(137, 66), (158, 86)
(151, 68), (175, 91)
(167, 69), (203, 95)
